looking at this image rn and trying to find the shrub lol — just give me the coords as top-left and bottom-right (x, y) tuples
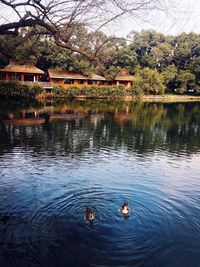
(174, 71), (196, 94)
(131, 77), (143, 96)
(0, 81), (44, 99)
(30, 85), (44, 97)
(176, 87), (186, 95)
(131, 68), (166, 95)
(194, 85), (200, 95)
(51, 85), (125, 99)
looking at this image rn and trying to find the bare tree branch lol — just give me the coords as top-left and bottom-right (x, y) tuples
(0, 0), (171, 59)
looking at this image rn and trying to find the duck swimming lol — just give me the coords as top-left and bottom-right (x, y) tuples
(84, 207), (95, 222)
(119, 202), (129, 215)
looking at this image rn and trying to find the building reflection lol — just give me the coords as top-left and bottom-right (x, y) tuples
(0, 100), (200, 156)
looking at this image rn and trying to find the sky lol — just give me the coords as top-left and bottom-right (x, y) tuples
(106, 0), (200, 37)
(0, 0), (200, 38)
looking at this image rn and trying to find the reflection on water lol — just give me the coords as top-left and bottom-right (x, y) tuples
(0, 100), (200, 267)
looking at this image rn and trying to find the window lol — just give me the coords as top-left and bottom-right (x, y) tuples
(9, 72), (20, 80)
(24, 74), (34, 81)
(88, 80), (95, 85)
(64, 79), (73, 84)
(10, 73), (15, 80)
(0, 72), (6, 80)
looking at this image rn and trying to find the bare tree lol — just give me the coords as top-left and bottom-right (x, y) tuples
(0, 0), (169, 59)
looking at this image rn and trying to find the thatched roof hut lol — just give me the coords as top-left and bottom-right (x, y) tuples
(115, 69), (134, 82)
(0, 60), (44, 74)
(48, 69), (105, 81)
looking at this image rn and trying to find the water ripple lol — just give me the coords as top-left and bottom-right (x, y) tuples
(1, 101), (200, 266)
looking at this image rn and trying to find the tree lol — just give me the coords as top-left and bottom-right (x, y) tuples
(146, 43), (173, 69)
(175, 70), (196, 94)
(101, 66), (121, 80)
(161, 64), (178, 92)
(171, 32), (200, 70)
(128, 30), (166, 68)
(0, 34), (21, 66)
(190, 57), (200, 80)
(0, 0), (171, 59)
(132, 67), (166, 95)
(103, 44), (138, 71)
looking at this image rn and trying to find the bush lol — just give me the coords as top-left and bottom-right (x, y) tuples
(0, 81), (44, 99)
(51, 85), (126, 99)
(131, 77), (143, 96)
(173, 71), (196, 94)
(30, 85), (44, 97)
(176, 87), (186, 95)
(194, 85), (200, 95)
(131, 68), (166, 95)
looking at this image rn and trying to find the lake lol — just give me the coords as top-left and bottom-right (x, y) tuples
(0, 99), (200, 267)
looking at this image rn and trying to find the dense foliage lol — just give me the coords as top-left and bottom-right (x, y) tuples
(132, 68), (165, 95)
(1, 29), (200, 95)
(52, 85), (125, 99)
(0, 81), (44, 99)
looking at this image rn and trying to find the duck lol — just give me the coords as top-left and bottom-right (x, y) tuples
(84, 207), (95, 222)
(119, 202), (129, 215)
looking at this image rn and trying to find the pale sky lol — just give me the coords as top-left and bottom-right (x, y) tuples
(106, 0), (200, 37)
(0, 0), (200, 37)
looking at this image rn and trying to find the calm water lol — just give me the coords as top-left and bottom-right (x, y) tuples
(0, 100), (200, 267)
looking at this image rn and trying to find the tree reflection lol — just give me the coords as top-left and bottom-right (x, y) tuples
(0, 100), (200, 156)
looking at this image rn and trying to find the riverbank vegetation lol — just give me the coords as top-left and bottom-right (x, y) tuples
(0, 81), (43, 99)
(52, 85), (125, 99)
(1, 80), (200, 101)
(0, 81), (126, 99)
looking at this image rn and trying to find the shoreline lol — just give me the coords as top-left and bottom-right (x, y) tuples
(2, 93), (200, 103)
(124, 95), (200, 102)
(66, 94), (200, 102)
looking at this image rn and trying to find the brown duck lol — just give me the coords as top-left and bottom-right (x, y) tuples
(119, 202), (129, 215)
(84, 207), (95, 222)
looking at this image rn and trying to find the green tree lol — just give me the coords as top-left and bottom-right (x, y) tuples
(102, 66), (121, 80)
(108, 45), (138, 70)
(161, 64), (178, 92)
(128, 30), (166, 68)
(132, 68), (166, 95)
(147, 43), (173, 69)
(175, 70), (196, 94)
(172, 32), (200, 70)
(190, 57), (200, 80)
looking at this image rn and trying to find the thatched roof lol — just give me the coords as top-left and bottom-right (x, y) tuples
(0, 60), (44, 74)
(48, 69), (105, 81)
(48, 69), (86, 80)
(115, 69), (134, 81)
(90, 73), (105, 81)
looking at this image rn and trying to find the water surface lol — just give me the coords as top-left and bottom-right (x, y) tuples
(0, 100), (200, 267)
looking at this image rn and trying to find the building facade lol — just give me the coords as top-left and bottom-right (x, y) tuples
(0, 61), (134, 89)
(0, 60), (44, 82)
(48, 69), (106, 87)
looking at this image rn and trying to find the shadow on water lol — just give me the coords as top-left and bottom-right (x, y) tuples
(0, 99), (200, 267)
